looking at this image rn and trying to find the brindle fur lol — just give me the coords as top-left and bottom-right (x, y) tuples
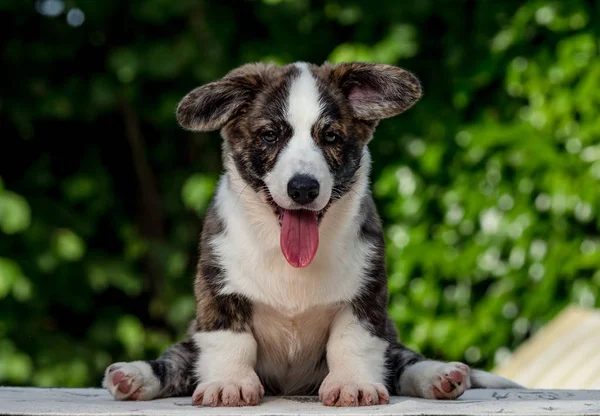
(193, 202), (253, 332)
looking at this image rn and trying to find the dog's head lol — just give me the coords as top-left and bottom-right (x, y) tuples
(177, 61), (421, 268)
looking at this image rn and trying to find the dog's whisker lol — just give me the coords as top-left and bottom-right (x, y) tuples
(233, 183), (250, 209)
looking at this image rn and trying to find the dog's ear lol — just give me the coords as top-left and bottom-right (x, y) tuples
(330, 62), (422, 121)
(177, 63), (274, 131)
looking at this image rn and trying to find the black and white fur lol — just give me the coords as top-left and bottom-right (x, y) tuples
(103, 61), (522, 407)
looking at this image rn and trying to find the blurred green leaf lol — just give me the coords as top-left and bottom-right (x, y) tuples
(0, 191), (31, 234)
(182, 174), (217, 215)
(116, 315), (145, 356)
(53, 229), (86, 261)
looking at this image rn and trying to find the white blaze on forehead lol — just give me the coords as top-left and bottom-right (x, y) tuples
(287, 62), (323, 131)
(264, 62), (333, 210)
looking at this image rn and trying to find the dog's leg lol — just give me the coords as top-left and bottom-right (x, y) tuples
(103, 340), (197, 401)
(387, 341), (471, 400)
(319, 306), (390, 407)
(386, 343), (523, 399)
(191, 329), (264, 407)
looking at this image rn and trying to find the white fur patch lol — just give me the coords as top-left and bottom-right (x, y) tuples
(318, 306), (389, 405)
(399, 361), (471, 399)
(215, 150), (373, 315)
(264, 62), (333, 211)
(192, 331), (258, 383)
(103, 361), (161, 401)
(191, 331), (263, 406)
(325, 306), (388, 383)
(287, 62), (322, 131)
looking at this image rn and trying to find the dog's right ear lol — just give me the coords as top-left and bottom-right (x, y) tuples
(329, 62), (422, 121)
(177, 63), (273, 132)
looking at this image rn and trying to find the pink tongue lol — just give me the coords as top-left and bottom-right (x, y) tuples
(280, 209), (319, 268)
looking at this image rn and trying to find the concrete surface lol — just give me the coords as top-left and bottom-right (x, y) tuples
(1, 387), (600, 416)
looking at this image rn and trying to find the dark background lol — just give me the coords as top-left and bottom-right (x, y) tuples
(1, 0), (599, 387)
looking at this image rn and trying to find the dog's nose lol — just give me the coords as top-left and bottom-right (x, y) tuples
(287, 175), (320, 205)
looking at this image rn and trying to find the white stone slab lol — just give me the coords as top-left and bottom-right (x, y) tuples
(1, 388), (600, 416)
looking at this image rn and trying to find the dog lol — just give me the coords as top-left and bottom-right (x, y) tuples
(102, 61), (522, 407)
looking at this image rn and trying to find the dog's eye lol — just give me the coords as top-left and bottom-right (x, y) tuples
(324, 132), (339, 143)
(262, 130), (278, 144)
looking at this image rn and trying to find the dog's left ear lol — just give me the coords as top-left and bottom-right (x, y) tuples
(177, 63), (274, 132)
(330, 62), (422, 121)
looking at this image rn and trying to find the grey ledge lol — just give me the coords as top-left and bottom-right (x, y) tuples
(1, 388), (600, 416)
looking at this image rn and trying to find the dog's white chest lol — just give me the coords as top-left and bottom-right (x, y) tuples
(219, 249), (367, 311)
(212, 174), (374, 312)
(252, 304), (337, 394)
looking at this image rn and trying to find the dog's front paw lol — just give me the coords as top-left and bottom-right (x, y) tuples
(424, 362), (471, 400)
(319, 374), (389, 406)
(103, 362), (160, 401)
(192, 374), (264, 407)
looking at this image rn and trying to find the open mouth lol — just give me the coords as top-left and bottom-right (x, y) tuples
(264, 195), (329, 227)
(275, 206), (325, 227)
(265, 196), (330, 269)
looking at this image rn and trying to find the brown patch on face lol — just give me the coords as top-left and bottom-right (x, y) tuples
(177, 62), (280, 132)
(221, 64), (299, 193)
(194, 203), (252, 332)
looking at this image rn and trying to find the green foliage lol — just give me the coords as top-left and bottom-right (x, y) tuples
(1, 0), (599, 387)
